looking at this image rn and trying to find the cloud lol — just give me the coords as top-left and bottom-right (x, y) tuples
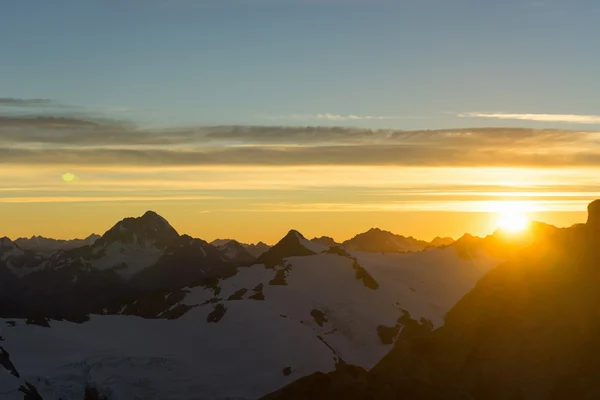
(257, 113), (407, 121)
(0, 98), (53, 107)
(315, 113), (403, 121)
(0, 195), (221, 204)
(0, 116), (101, 128)
(1, 111), (599, 167)
(2, 139), (600, 167)
(459, 112), (600, 124)
(221, 199), (588, 213)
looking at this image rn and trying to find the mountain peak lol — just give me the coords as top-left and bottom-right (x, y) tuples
(141, 210), (170, 224)
(0, 237), (18, 250)
(343, 228), (428, 253)
(587, 199), (600, 228)
(286, 229), (305, 239)
(101, 211), (179, 247)
(255, 230), (317, 267)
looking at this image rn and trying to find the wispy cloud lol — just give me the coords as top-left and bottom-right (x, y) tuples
(314, 113), (403, 121)
(221, 200), (588, 213)
(459, 112), (600, 124)
(1, 115), (599, 167)
(0, 98), (53, 107)
(257, 113), (407, 121)
(1, 101), (599, 167)
(0, 195), (222, 204)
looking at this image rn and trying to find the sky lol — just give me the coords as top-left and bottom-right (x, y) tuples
(1, 0), (599, 243)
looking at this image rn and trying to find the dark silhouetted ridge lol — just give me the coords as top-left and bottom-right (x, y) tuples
(255, 230), (315, 268)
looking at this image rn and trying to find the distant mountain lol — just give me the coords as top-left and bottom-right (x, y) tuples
(214, 239), (256, 265)
(211, 238), (235, 247)
(262, 203), (600, 400)
(0, 237), (43, 277)
(342, 228), (430, 253)
(14, 234), (100, 256)
(429, 236), (455, 247)
(243, 241), (271, 258)
(211, 238), (271, 258)
(310, 236), (339, 248)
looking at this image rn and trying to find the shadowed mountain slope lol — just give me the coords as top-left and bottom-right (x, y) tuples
(262, 200), (600, 400)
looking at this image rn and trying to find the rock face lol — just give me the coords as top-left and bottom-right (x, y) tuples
(587, 199), (600, 228)
(262, 200), (600, 400)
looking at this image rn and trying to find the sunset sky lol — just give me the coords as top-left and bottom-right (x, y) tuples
(1, 0), (599, 243)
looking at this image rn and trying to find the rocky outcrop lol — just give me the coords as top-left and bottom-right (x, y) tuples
(587, 199), (600, 228)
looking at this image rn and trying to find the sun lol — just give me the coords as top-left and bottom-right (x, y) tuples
(497, 210), (529, 233)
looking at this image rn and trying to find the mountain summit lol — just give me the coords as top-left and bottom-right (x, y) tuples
(99, 210), (179, 248)
(587, 199), (600, 228)
(255, 230), (325, 267)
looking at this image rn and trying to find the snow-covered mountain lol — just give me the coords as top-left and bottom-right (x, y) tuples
(14, 234), (100, 257)
(0, 211), (246, 321)
(0, 224), (507, 399)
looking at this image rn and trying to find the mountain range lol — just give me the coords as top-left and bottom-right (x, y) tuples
(14, 234), (101, 257)
(262, 201), (600, 400)
(0, 204), (588, 399)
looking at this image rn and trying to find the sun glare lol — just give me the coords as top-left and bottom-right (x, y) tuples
(492, 201), (531, 233)
(497, 211), (529, 232)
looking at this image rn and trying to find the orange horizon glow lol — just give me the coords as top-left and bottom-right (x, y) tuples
(0, 164), (594, 244)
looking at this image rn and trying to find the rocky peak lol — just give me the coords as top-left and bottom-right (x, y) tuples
(85, 233), (101, 243)
(343, 228), (428, 253)
(286, 229), (304, 240)
(587, 199), (600, 228)
(255, 230), (315, 268)
(100, 211), (179, 247)
(0, 237), (18, 250)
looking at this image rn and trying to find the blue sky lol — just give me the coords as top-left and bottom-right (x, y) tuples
(2, 0), (600, 242)
(2, 0), (599, 129)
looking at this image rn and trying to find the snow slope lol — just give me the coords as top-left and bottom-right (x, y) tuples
(0, 243), (501, 399)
